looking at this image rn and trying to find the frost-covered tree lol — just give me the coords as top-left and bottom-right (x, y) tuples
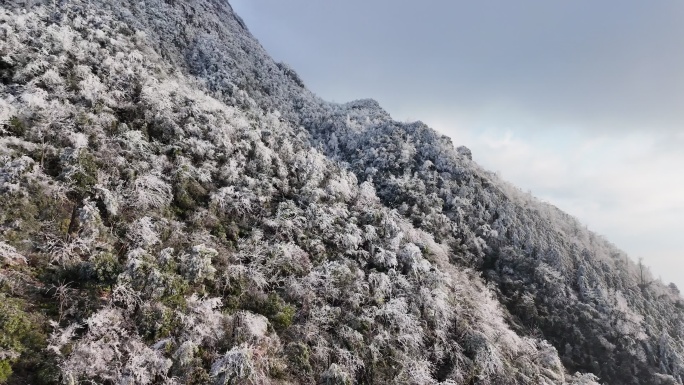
(0, 0), (681, 384)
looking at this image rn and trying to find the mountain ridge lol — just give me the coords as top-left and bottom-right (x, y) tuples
(0, 1), (682, 384)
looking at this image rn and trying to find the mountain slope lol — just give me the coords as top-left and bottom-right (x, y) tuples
(0, 1), (682, 384)
(307, 107), (684, 384)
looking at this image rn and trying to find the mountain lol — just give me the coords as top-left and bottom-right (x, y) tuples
(1, 0), (682, 384)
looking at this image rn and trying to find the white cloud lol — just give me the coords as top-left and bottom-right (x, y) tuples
(428, 116), (684, 288)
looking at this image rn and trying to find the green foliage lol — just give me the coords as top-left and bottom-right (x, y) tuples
(186, 367), (211, 385)
(89, 251), (122, 286)
(160, 275), (190, 309)
(271, 303), (295, 332)
(0, 294), (49, 383)
(286, 342), (312, 374)
(262, 293), (296, 332)
(245, 293), (296, 333)
(0, 182), (71, 261)
(6, 116), (26, 136)
(210, 223), (227, 241)
(69, 151), (99, 198)
(0, 360), (12, 383)
(172, 175), (207, 216)
(138, 305), (179, 342)
(65, 70), (80, 93)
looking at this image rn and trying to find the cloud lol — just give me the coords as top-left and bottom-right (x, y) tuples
(432, 120), (684, 287)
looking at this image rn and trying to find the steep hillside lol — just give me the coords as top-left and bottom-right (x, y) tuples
(0, 1), (682, 385)
(308, 106), (684, 385)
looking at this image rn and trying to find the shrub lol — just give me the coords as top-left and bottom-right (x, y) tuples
(6, 116), (26, 136)
(0, 294), (48, 383)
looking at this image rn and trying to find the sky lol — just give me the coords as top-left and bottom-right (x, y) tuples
(230, 1), (684, 289)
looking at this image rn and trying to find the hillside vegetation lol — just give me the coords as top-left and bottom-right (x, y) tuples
(0, 1), (682, 384)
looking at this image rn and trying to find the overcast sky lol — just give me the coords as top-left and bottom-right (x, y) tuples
(230, 0), (684, 289)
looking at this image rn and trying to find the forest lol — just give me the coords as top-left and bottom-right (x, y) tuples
(0, 0), (682, 384)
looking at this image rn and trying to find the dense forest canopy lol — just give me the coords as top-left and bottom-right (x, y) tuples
(0, 1), (682, 384)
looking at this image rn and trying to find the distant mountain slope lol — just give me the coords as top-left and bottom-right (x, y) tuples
(0, 1), (681, 385)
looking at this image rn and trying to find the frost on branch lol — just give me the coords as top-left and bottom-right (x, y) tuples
(129, 173), (173, 211)
(211, 344), (255, 385)
(568, 372), (602, 385)
(0, 241), (27, 266)
(181, 244), (218, 284)
(320, 363), (352, 385)
(211, 186), (258, 219)
(55, 307), (172, 384)
(179, 294), (226, 346)
(372, 247), (398, 269)
(398, 242), (430, 275)
(232, 311), (269, 344)
(127, 216), (161, 248)
(95, 183), (120, 217)
(0, 155), (36, 194)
